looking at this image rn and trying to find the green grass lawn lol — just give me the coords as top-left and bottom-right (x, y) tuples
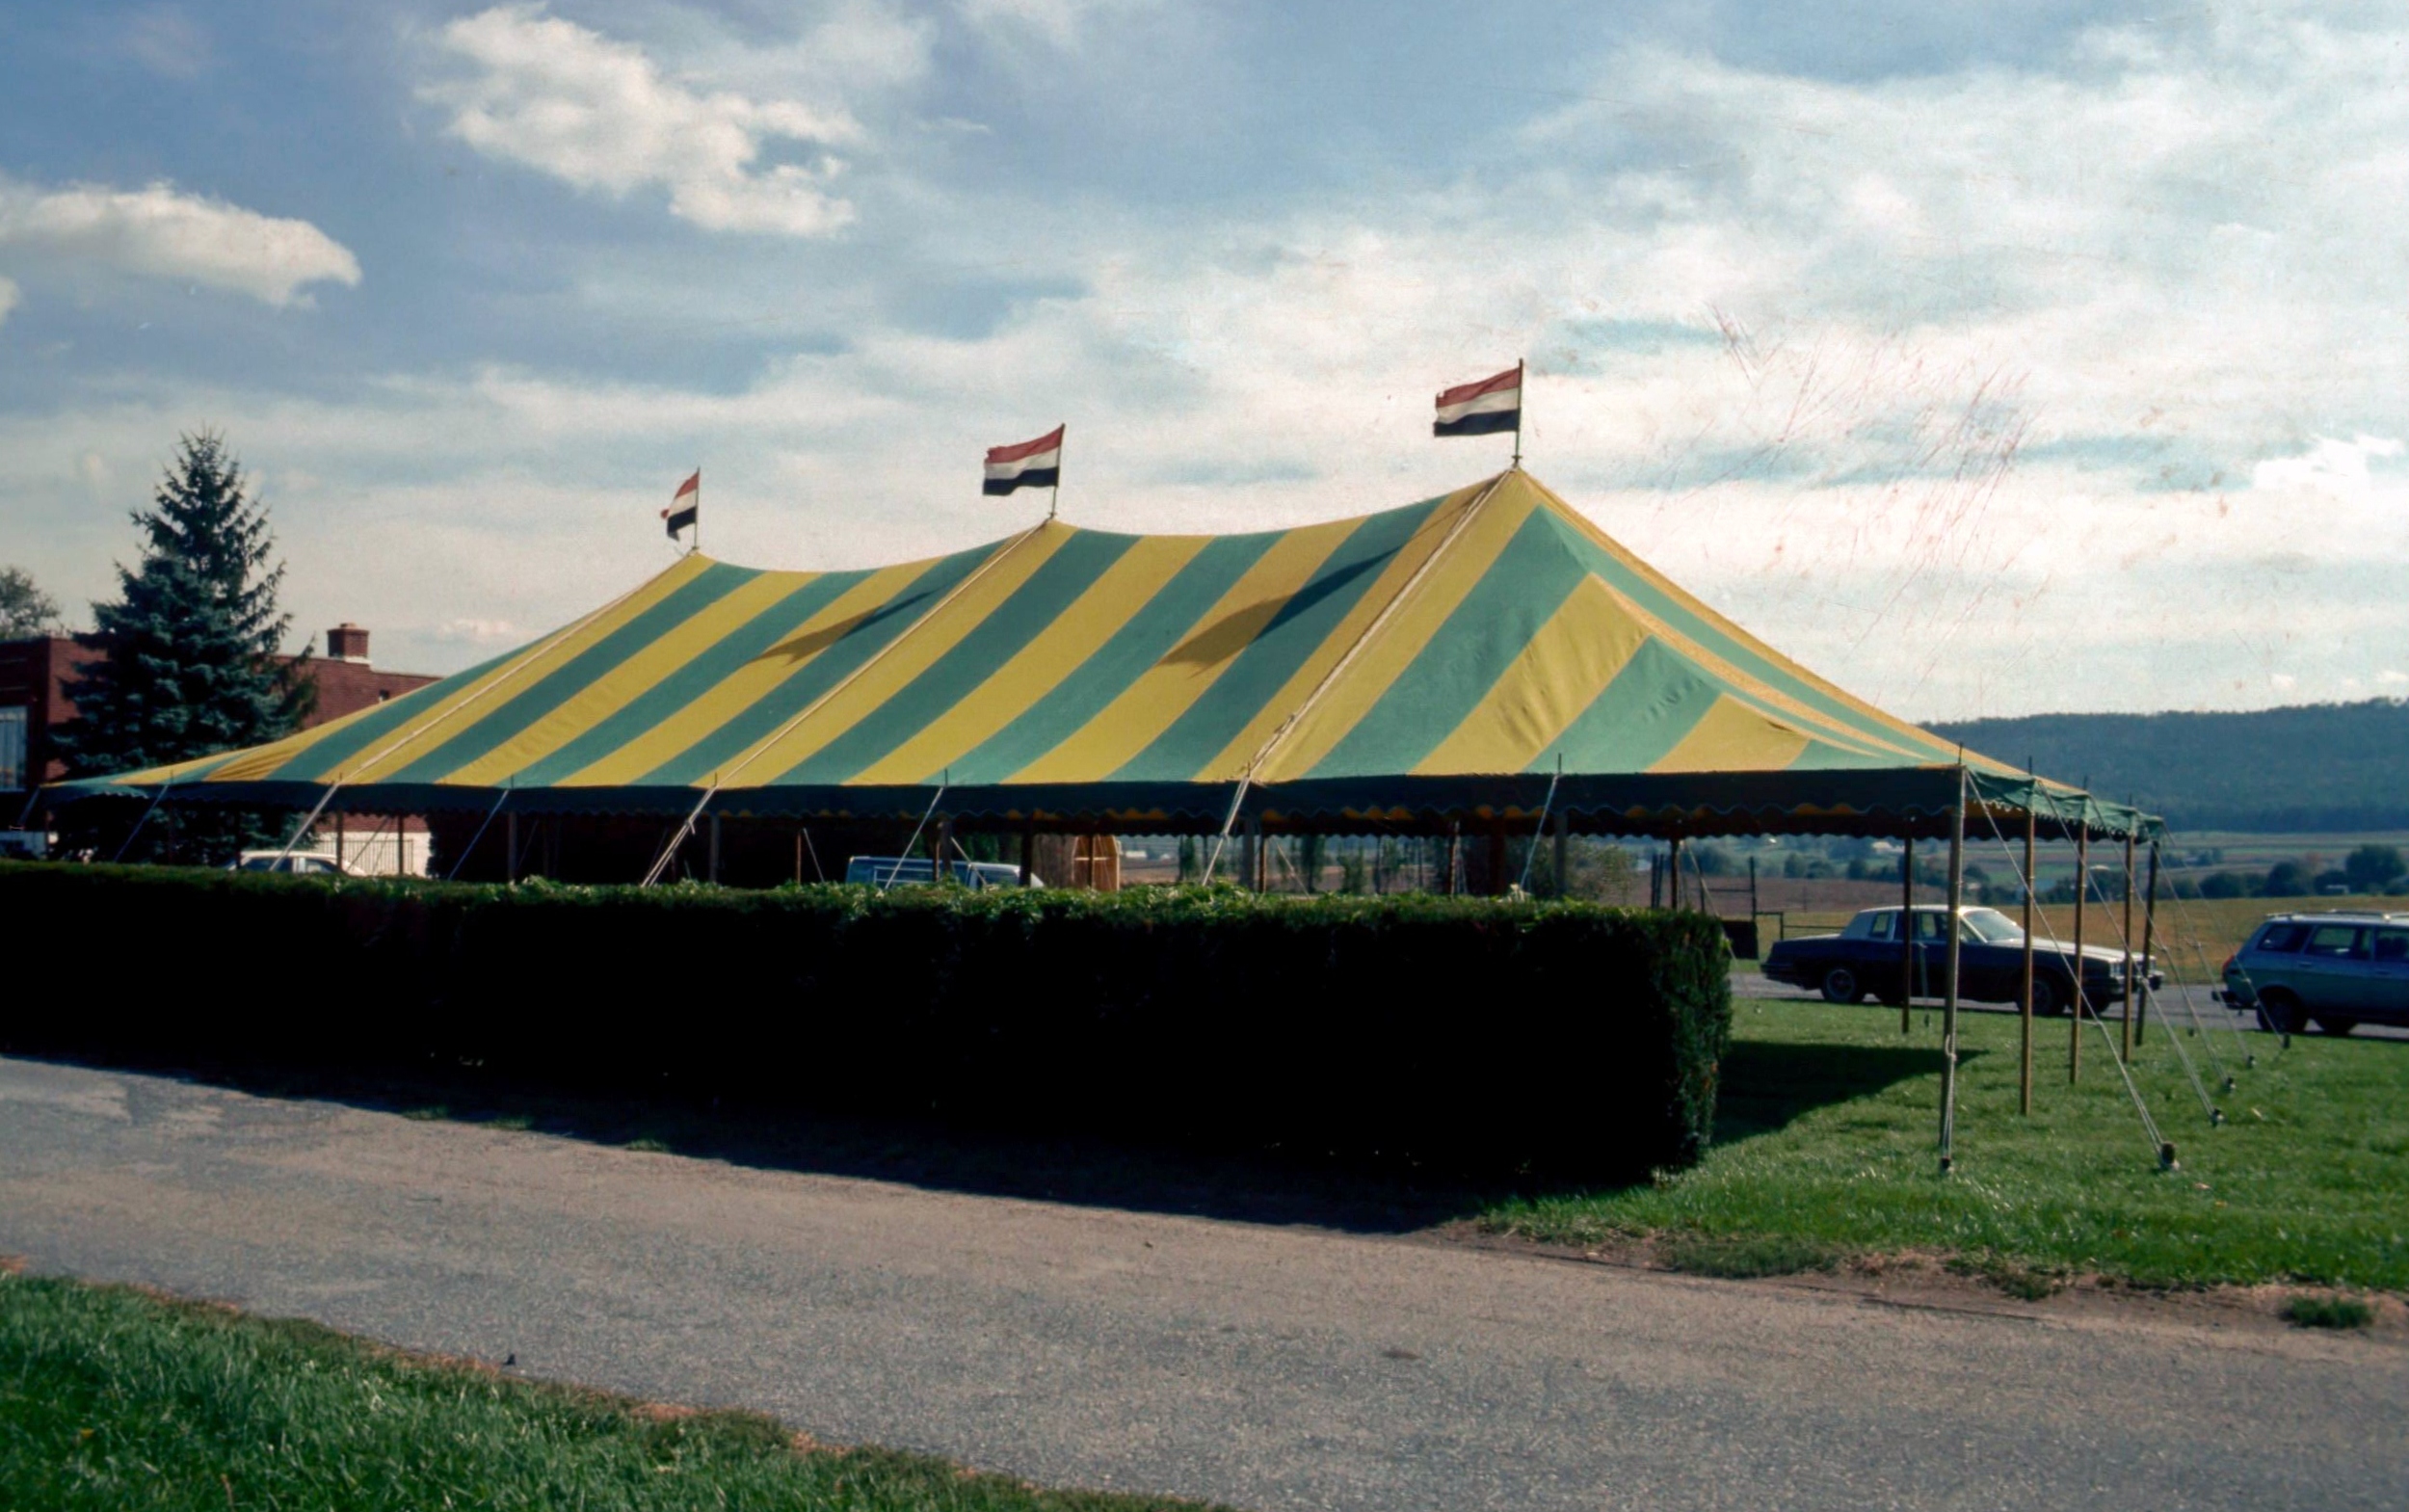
(1483, 997), (2409, 1291)
(0, 1271), (1211, 1512)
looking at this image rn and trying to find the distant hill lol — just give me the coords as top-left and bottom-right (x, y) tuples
(1927, 700), (2409, 834)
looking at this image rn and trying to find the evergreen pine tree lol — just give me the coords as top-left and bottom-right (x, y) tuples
(53, 432), (311, 862)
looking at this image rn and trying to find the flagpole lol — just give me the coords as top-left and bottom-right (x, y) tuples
(1050, 429), (1063, 522)
(1512, 358), (1524, 470)
(694, 466), (701, 556)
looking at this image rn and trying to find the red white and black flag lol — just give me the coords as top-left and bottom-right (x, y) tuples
(662, 469), (700, 541)
(1434, 365), (1522, 438)
(984, 426), (1064, 495)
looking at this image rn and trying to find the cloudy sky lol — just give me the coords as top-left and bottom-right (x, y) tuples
(1, 0), (2402, 720)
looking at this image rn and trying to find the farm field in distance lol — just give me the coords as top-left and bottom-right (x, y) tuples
(1483, 997), (2409, 1293)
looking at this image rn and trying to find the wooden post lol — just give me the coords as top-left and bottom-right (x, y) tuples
(934, 814), (952, 885)
(1939, 774), (1966, 1170)
(2120, 833), (2137, 1063)
(1749, 853), (1760, 923)
(505, 809), (518, 884)
(1552, 809), (1570, 899)
(1900, 834), (1916, 1033)
(334, 811), (346, 871)
(2138, 841), (2160, 1047)
(794, 829), (804, 886)
(2071, 827), (2089, 1082)
(2020, 804), (2037, 1116)
(1018, 820), (1034, 887)
(707, 812), (722, 884)
(1244, 816), (1261, 891)
(1667, 836), (1682, 909)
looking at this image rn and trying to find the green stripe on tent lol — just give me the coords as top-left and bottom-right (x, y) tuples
(506, 570), (876, 787)
(1305, 507), (1588, 779)
(1111, 496), (1444, 782)
(947, 531), (1286, 784)
(1542, 513), (1946, 761)
(776, 531), (1141, 786)
(637, 545), (993, 785)
(270, 644), (531, 783)
(380, 564), (764, 784)
(1543, 638), (1732, 773)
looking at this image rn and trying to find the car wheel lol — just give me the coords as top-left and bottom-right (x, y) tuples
(2258, 990), (2310, 1036)
(1820, 967), (1865, 1004)
(2314, 1017), (2358, 1037)
(2027, 975), (2064, 1018)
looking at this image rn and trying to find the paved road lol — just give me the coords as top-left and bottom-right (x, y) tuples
(4, 1054), (2401, 1511)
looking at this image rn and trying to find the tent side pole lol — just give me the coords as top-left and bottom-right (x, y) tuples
(1019, 819), (1034, 887)
(2071, 828), (2089, 1082)
(707, 813), (722, 885)
(2021, 804), (2037, 1116)
(1939, 772), (1965, 1170)
(1667, 836), (1682, 910)
(505, 810), (518, 884)
(2138, 840), (2160, 1047)
(2120, 833), (2137, 1063)
(1900, 833), (1915, 1033)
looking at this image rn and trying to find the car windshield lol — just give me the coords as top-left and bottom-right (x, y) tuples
(1958, 908), (2024, 943)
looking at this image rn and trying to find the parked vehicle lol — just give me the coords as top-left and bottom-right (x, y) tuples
(2220, 912), (2409, 1036)
(1762, 905), (2155, 1013)
(842, 855), (1037, 889)
(227, 849), (356, 877)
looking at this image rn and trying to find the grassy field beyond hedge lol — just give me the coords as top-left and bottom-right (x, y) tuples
(1484, 997), (2409, 1291)
(0, 1271), (1210, 1512)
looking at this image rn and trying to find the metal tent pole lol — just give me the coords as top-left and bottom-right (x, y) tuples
(1900, 833), (1916, 1032)
(2020, 804), (2037, 1115)
(2138, 841), (2161, 1046)
(1939, 770), (1966, 1170)
(2121, 833), (2138, 1063)
(2071, 827), (2089, 1082)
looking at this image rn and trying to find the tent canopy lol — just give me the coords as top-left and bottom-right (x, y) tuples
(54, 470), (2158, 841)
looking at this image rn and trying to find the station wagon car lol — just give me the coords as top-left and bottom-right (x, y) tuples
(2220, 913), (2409, 1036)
(1763, 905), (2154, 1014)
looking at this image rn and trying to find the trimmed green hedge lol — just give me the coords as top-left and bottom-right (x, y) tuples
(0, 862), (1732, 1177)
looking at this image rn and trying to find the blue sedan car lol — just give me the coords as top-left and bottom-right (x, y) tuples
(1764, 905), (2153, 1014)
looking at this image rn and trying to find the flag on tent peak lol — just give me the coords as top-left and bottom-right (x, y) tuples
(662, 470), (700, 541)
(984, 426), (1063, 495)
(1434, 366), (1521, 438)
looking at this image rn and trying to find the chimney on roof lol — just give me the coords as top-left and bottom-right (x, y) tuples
(326, 623), (370, 664)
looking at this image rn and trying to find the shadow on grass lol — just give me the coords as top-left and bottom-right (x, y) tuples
(2, 1033), (1956, 1238)
(1710, 1038), (1956, 1144)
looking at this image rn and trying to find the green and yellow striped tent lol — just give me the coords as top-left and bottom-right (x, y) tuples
(57, 470), (2155, 840)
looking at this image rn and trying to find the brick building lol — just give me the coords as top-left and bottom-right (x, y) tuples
(1, 624), (436, 864)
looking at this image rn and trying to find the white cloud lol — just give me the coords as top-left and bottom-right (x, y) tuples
(0, 177), (359, 306)
(0, 274), (16, 327)
(957, 0), (1158, 49)
(2250, 435), (2404, 498)
(421, 6), (861, 237)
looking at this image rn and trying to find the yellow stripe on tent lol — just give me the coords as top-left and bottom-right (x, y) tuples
(1201, 480), (1499, 783)
(850, 535), (1211, 786)
(1648, 693), (1815, 774)
(1008, 515), (1366, 784)
(170, 694), (391, 784)
(337, 554), (716, 784)
(1410, 576), (1652, 776)
(1582, 573), (1930, 765)
(558, 558), (940, 787)
(1524, 474), (1981, 768)
(1254, 479), (1536, 783)
(746, 526), (1075, 783)
(434, 570), (815, 788)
